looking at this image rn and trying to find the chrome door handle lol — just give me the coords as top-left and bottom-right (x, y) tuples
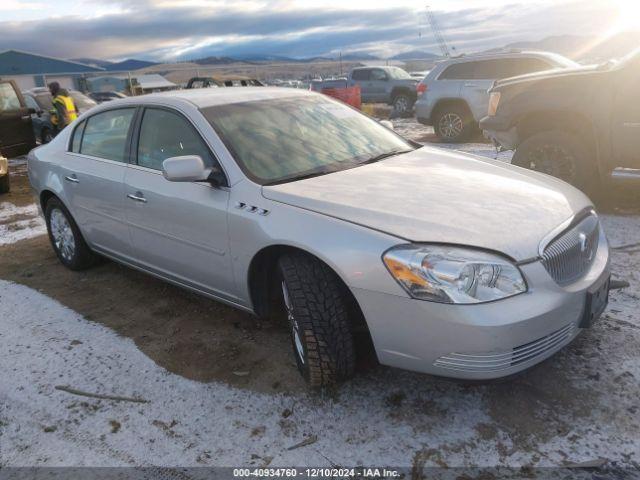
(127, 193), (147, 203)
(464, 83), (478, 87)
(21, 115), (31, 121)
(64, 175), (79, 183)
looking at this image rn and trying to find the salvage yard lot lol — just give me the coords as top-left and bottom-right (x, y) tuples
(1, 122), (639, 473)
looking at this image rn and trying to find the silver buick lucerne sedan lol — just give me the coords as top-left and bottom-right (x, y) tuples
(28, 88), (611, 387)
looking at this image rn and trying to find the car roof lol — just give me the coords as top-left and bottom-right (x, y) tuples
(109, 87), (315, 109)
(433, 50), (561, 66)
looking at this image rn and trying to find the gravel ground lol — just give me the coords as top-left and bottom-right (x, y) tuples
(0, 121), (639, 476)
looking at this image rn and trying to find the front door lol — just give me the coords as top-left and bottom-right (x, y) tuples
(61, 107), (136, 257)
(612, 59), (640, 169)
(124, 107), (237, 300)
(368, 69), (390, 103)
(0, 80), (35, 157)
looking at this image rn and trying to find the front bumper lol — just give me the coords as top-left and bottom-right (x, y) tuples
(353, 229), (610, 380)
(479, 115), (518, 150)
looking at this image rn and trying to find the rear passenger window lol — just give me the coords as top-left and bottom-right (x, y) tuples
(137, 108), (215, 171)
(351, 69), (370, 81)
(70, 120), (85, 153)
(507, 58), (554, 76)
(439, 62), (478, 80)
(80, 108), (135, 162)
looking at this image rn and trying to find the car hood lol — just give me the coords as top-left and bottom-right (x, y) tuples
(262, 148), (592, 261)
(494, 64), (600, 89)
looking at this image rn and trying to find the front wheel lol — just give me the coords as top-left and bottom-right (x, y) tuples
(512, 131), (599, 195)
(45, 198), (97, 270)
(278, 252), (355, 388)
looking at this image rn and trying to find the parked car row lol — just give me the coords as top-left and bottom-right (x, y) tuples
(414, 50), (579, 142)
(481, 47), (640, 194)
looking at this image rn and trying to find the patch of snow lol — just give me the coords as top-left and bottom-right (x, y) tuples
(1, 265), (639, 469)
(0, 203), (46, 245)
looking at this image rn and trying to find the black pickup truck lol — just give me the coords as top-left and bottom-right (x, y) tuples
(480, 49), (640, 195)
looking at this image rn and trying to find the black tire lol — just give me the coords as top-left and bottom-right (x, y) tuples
(277, 252), (355, 387)
(45, 197), (97, 270)
(0, 174), (9, 194)
(433, 104), (474, 142)
(512, 131), (599, 195)
(391, 93), (413, 117)
(41, 128), (53, 144)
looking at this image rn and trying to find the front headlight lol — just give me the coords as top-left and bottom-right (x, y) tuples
(487, 91), (501, 116)
(383, 245), (526, 304)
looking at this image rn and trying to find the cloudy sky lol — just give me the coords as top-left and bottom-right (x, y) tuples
(0, 0), (636, 61)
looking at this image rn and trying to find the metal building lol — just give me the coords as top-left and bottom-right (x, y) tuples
(0, 50), (103, 90)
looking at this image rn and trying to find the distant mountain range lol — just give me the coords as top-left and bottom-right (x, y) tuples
(69, 31), (640, 72)
(70, 58), (159, 71)
(501, 31), (640, 61)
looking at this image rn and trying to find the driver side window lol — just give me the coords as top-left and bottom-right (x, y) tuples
(370, 69), (388, 81)
(137, 108), (215, 170)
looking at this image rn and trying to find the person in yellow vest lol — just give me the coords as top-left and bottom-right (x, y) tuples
(48, 82), (78, 133)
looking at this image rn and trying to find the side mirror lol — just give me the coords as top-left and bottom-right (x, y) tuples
(162, 155), (210, 182)
(379, 120), (394, 130)
(37, 110), (43, 117)
(27, 107), (37, 115)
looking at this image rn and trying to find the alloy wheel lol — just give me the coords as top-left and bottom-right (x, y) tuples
(50, 208), (75, 262)
(438, 112), (464, 140)
(394, 96), (410, 113)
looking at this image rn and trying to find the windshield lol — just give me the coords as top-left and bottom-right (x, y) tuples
(202, 95), (413, 184)
(388, 67), (412, 79)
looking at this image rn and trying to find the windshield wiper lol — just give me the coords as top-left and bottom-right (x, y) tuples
(264, 168), (335, 186)
(358, 149), (414, 165)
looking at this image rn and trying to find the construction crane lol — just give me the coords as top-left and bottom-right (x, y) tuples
(425, 5), (454, 57)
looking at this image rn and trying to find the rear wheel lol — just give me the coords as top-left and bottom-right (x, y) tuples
(392, 93), (413, 116)
(433, 104), (473, 142)
(45, 197), (97, 270)
(277, 252), (355, 388)
(0, 174), (9, 194)
(512, 131), (599, 195)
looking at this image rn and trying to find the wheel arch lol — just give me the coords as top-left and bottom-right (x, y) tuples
(40, 189), (59, 211)
(390, 86), (416, 101)
(515, 110), (602, 175)
(432, 98), (473, 118)
(516, 110), (597, 150)
(247, 244), (374, 353)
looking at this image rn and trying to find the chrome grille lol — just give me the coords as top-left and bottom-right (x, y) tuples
(434, 323), (575, 373)
(541, 214), (600, 286)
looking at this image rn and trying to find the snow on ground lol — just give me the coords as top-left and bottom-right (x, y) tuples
(0, 202), (46, 246)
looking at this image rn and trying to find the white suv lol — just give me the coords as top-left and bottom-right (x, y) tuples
(415, 51), (578, 142)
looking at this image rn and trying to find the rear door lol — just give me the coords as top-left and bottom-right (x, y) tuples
(457, 60), (500, 121)
(0, 80), (35, 157)
(62, 107), (137, 257)
(612, 58), (640, 169)
(124, 106), (237, 300)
